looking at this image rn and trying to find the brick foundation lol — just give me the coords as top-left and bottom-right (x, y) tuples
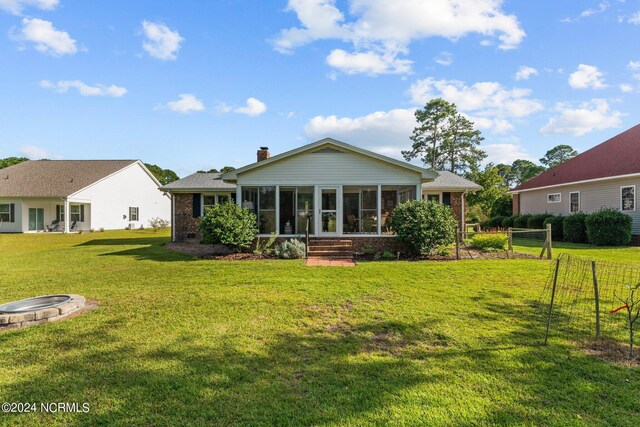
(174, 193), (201, 242)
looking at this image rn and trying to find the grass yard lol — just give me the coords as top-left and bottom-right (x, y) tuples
(1, 231), (639, 426)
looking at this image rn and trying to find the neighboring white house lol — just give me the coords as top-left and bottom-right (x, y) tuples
(161, 138), (481, 243)
(0, 160), (170, 233)
(510, 124), (640, 239)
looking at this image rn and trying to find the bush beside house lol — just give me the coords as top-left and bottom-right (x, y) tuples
(585, 208), (633, 246)
(563, 214), (588, 243)
(198, 202), (258, 252)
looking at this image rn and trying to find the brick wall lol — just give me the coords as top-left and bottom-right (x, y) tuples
(449, 192), (465, 228)
(512, 193), (520, 215)
(174, 193), (200, 242)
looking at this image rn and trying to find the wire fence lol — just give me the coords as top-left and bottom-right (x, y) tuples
(539, 253), (640, 344)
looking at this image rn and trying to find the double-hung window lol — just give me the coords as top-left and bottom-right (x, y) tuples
(621, 186), (636, 211)
(0, 204), (12, 222)
(547, 193), (561, 203)
(71, 205), (85, 222)
(569, 192), (580, 213)
(129, 206), (139, 221)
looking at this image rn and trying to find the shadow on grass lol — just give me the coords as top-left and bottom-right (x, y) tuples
(1, 303), (638, 425)
(75, 237), (196, 262)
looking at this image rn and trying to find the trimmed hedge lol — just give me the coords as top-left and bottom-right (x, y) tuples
(513, 214), (531, 228)
(501, 215), (517, 229)
(527, 214), (553, 230)
(543, 215), (564, 241)
(563, 213), (588, 243)
(471, 233), (508, 251)
(585, 208), (632, 246)
(485, 215), (508, 229)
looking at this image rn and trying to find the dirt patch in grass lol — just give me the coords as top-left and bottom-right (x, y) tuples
(581, 339), (640, 367)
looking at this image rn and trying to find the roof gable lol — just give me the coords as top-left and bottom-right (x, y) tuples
(512, 124), (640, 192)
(0, 160), (139, 197)
(222, 138), (437, 182)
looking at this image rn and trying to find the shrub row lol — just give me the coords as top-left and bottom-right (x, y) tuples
(480, 208), (633, 246)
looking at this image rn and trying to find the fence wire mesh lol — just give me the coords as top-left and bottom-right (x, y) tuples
(539, 253), (640, 343)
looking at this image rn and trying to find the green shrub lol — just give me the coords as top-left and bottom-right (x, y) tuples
(527, 214), (552, 229)
(513, 214), (531, 228)
(585, 208), (632, 246)
(501, 215), (516, 229)
(198, 202), (258, 252)
(253, 232), (278, 255)
(485, 215), (507, 229)
(389, 200), (458, 256)
(382, 250), (396, 260)
(543, 215), (564, 241)
(490, 196), (512, 217)
(563, 213), (588, 243)
(274, 239), (306, 259)
(471, 233), (508, 251)
(361, 243), (375, 255)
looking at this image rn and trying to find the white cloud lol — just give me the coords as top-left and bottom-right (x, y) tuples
(40, 80), (127, 97)
(15, 18), (77, 56)
(568, 64), (607, 89)
(0, 0), (58, 15)
(620, 83), (634, 93)
(562, 1), (611, 22)
(304, 108), (416, 157)
(434, 51), (453, 66)
(514, 65), (538, 81)
(141, 21), (183, 61)
(629, 11), (640, 24)
(234, 97), (267, 117)
(628, 60), (640, 71)
(19, 144), (49, 159)
(273, 0), (525, 75)
(408, 77), (543, 133)
(540, 99), (624, 136)
(164, 94), (205, 113)
(483, 143), (535, 165)
(325, 49), (411, 75)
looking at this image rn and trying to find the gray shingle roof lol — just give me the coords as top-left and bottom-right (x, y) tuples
(160, 172), (236, 192)
(0, 160), (138, 197)
(422, 170), (482, 191)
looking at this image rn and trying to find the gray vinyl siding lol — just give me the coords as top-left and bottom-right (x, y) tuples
(518, 176), (640, 235)
(238, 151), (421, 185)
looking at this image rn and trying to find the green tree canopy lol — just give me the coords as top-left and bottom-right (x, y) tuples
(511, 159), (546, 185)
(539, 145), (578, 168)
(220, 166), (236, 173)
(0, 157), (28, 169)
(144, 163), (179, 185)
(495, 163), (515, 187)
(403, 98), (486, 173)
(465, 164), (510, 217)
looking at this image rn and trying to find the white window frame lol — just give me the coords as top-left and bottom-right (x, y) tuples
(0, 204), (10, 222)
(201, 193), (233, 215)
(70, 204), (82, 222)
(547, 193), (561, 203)
(423, 193), (442, 203)
(569, 191), (580, 213)
(620, 185), (636, 212)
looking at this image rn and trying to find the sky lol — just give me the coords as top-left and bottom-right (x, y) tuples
(0, 0), (639, 177)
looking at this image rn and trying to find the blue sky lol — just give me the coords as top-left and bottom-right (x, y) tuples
(0, 0), (639, 176)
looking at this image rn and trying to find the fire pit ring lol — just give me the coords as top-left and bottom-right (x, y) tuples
(0, 294), (86, 330)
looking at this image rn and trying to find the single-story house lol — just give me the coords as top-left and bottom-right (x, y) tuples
(0, 160), (171, 233)
(510, 123), (640, 241)
(161, 138), (481, 250)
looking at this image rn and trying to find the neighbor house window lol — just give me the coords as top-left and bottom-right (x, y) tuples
(547, 193), (561, 203)
(0, 204), (12, 222)
(621, 186), (635, 211)
(570, 192), (580, 213)
(129, 206), (139, 221)
(56, 204), (65, 221)
(424, 193), (441, 203)
(70, 205), (85, 222)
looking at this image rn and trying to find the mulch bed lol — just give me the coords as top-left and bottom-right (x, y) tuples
(580, 339), (640, 367)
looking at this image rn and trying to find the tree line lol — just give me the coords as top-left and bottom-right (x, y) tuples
(404, 98), (579, 221)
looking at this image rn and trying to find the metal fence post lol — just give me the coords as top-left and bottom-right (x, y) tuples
(544, 258), (561, 345)
(591, 260), (601, 339)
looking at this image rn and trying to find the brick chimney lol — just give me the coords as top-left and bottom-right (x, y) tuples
(257, 146), (270, 162)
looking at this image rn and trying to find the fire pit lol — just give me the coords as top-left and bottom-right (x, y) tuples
(0, 294), (86, 330)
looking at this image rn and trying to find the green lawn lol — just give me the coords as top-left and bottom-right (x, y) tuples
(0, 231), (638, 426)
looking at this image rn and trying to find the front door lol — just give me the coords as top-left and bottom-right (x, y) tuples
(319, 187), (339, 235)
(28, 208), (45, 231)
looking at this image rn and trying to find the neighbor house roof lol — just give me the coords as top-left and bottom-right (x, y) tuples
(160, 172), (236, 192)
(512, 124), (640, 192)
(221, 138), (438, 182)
(0, 160), (139, 197)
(422, 170), (482, 192)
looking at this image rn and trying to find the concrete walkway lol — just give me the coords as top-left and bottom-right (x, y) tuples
(305, 258), (356, 267)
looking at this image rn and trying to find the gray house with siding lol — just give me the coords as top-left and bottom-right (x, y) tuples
(510, 124), (640, 240)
